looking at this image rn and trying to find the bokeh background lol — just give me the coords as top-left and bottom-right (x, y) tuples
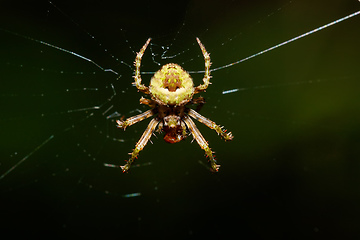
(1, 0), (360, 238)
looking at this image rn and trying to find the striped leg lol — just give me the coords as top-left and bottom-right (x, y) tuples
(183, 115), (219, 172)
(195, 38), (212, 94)
(121, 118), (160, 172)
(133, 38), (151, 94)
(116, 109), (154, 130)
(188, 109), (233, 141)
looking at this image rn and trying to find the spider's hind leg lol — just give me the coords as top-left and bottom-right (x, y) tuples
(194, 38), (212, 94)
(133, 38), (151, 94)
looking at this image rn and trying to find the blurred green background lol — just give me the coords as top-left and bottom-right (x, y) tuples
(1, 0), (360, 238)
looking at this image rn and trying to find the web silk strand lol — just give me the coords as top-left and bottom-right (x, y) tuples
(211, 10), (360, 72)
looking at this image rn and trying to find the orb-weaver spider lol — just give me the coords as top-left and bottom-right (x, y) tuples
(117, 38), (233, 172)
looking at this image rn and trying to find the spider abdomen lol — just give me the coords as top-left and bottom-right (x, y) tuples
(149, 63), (194, 106)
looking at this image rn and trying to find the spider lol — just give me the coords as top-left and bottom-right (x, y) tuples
(116, 38), (233, 172)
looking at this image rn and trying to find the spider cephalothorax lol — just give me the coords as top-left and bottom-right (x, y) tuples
(117, 38), (233, 172)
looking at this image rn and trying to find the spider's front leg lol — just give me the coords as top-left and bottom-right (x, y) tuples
(116, 109), (154, 130)
(188, 109), (233, 141)
(121, 118), (160, 172)
(183, 115), (220, 172)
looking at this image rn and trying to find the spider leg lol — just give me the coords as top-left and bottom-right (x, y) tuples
(140, 97), (156, 108)
(117, 109), (154, 130)
(181, 121), (187, 138)
(183, 115), (220, 172)
(191, 96), (206, 112)
(156, 121), (163, 134)
(194, 38), (212, 94)
(121, 118), (160, 172)
(188, 109), (233, 141)
(133, 38), (151, 94)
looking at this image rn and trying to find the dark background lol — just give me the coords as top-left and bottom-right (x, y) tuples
(1, 0), (360, 238)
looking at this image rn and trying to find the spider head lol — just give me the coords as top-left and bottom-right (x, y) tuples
(163, 115), (178, 127)
(162, 115), (185, 144)
(149, 63), (194, 106)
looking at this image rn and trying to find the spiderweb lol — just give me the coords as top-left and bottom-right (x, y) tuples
(1, 0), (360, 237)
